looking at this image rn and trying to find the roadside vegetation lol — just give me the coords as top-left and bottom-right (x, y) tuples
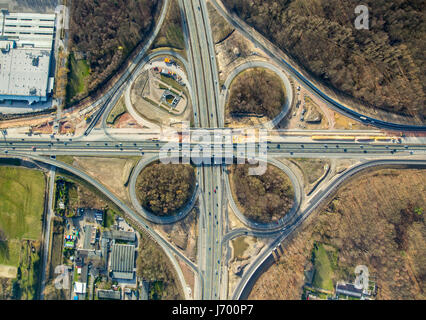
(152, 0), (185, 51)
(207, 2), (235, 44)
(0, 167), (45, 300)
(66, 0), (160, 105)
(230, 163), (294, 223)
(136, 161), (196, 216)
(136, 234), (183, 299)
(106, 97), (127, 126)
(65, 52), (90, 105)
(223, 0), (425, 122)
(52, 169), (182, 299)
(227, 68), (285, 120)
(248, 168), (426, 300)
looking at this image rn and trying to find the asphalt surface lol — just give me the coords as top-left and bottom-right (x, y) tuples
(181, 0), (224, 300)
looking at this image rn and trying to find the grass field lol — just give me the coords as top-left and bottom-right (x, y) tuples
(312, 243), (336, 291)
(106, 96), (127, 125)
(66, 52), (90, 104)
(0, 167), (45, 240)
(0, 167), (45, 299)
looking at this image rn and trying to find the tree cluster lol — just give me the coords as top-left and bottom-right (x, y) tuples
(136, 234), (182, 299)
(136, 162), (195, 216)
(69, 0), (159, 96)
(223, 0), (425, 121)
(231, 163), (294, 223)
(228, 68), (285, 119)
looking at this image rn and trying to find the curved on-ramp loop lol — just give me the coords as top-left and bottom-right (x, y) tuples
(221, 60), (294, 130)
(128, 155), (200, 224)
(225, 157), (302, 232)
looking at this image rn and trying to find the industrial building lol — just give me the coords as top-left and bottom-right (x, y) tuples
(0, 10), (56, 104)
(98, 289), (121, 300)
(102, 230), (136, 243)
(110, 244), (136, 280)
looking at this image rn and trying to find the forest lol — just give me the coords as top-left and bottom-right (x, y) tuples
(228, 68), (285, 120)
(136, 233), (182, 300)
(67, 0), (160, 103)
(136, 162), (195, 216)
(223, 0), (425, 122)
(231, 163), (294, 223)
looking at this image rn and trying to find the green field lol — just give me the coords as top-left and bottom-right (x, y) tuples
(152, 0), (185, 50)
(0, 167), (45, 299)
(0, 167), (45, 240)
(66, 52), (90, 104)
(106, 97), (127, 125)
(0, 239), (21, 267)
(312, 243), (336, 291)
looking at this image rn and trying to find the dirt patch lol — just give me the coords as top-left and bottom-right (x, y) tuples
(215, 31), (265, 85)
(156, 207), (198, 263)
(207, 1), (235, 44)
(72, 157), (138, 203)
(0, 265), (18, 279)
(113, 113), (144, 129)
(177, 259), (195, 298)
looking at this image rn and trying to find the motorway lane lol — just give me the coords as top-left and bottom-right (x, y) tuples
(1, 140), (426, 158)
(182, 0), (225, 300)
(183, 0), (209, 128)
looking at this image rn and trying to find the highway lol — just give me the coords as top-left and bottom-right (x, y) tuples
(181, 0), (224, 300)
(1, 0), (425, 302)
(1, 137), (425, 157)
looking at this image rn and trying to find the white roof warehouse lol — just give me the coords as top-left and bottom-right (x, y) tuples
(0, 11), (55, 105)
